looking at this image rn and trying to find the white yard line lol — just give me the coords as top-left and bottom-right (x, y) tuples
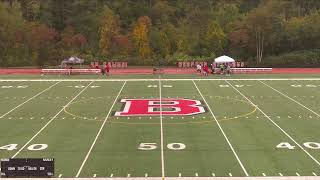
(192, 80), (249, 176)
(0, 81), (60, 118)
(259, 80), (320, 118)
(159, 78), (165, 180)
(11, 81), (94, 158)
(75, 81), (127, 177)
(1, 78), (320, 82)
(225, 80), (320, 167)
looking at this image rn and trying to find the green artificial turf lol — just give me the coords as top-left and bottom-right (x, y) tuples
(0, 75), (320, 178)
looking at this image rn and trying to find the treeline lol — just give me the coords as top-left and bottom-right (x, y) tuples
(0, 0), (320, 67)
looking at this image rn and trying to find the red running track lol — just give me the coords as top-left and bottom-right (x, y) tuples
(0, 68), (320, 75)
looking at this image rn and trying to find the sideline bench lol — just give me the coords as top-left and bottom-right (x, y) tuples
(41, 69), (101, 75)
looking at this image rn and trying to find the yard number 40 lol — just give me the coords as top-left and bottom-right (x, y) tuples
(0, 144), (48, 151)
(138, 143), (186, 151)
(277, 142), (320, 150)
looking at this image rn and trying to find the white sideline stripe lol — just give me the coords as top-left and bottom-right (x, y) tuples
(159, 78), (165, 179)
(1, 78), (320, 82)
(75, 81), (126, 177)
(260, 80), (320, 118)
(225, 80), (320, 167)
(193, 80), (249, 176)
(0, 81), (60, 118)
(11, 81), (94, 158)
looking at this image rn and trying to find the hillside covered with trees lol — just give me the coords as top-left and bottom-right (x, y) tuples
(0, 0), (320, 67)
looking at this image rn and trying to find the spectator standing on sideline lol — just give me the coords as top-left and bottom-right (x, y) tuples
(203, 65), (209, 76)
(105, 63), (110, 76)
(196, 64), (202, 73)
(226, 64), (231, 76)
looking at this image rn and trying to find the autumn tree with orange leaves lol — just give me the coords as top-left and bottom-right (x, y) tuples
(132, 16), (152, 59)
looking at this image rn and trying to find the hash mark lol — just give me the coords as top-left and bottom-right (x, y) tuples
(179, 173), (181, 177)
(58, 174), (62, 178)
(296, 172), (300, 176)
(262, 173), (266, 176)
(279, 173), (283, 176)
(127, 174), (130, 177)
(195, 173), (198, 177)
(211, 173), (215, 177)
(229, 173), (232, 176)
(145, 173), (148, 177)
(110, 173), (113, 177)
(312, 172), (317, 176)
(93, 174), (97, 177)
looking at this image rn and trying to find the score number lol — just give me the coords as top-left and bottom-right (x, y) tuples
(138, 143), (186, 151)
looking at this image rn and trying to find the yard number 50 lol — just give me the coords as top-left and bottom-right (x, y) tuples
(138, 143), (186, 151)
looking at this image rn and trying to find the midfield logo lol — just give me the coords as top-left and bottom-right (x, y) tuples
(115, 99), (205, 116)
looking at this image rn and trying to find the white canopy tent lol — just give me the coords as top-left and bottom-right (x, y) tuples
(214, 55), (235, 63)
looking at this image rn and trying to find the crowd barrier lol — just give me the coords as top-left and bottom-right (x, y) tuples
(177, 61), (246, 68)
(41, 69), (101, 75)
(231, 68), (272, 73)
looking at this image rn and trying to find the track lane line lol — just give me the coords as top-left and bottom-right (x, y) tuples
(259, 80), (320, 118)
(11, 81), (94, 158)
(192, 80), (249, 176)
(225, 80), (320, 167)
(0, 81), (61, 118)
(76, 81), (126, 177)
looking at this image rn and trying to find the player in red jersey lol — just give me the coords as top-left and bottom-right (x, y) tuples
(105, 63), (110, 76)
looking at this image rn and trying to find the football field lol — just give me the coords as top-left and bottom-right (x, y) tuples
(1, 75), (320, 178)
